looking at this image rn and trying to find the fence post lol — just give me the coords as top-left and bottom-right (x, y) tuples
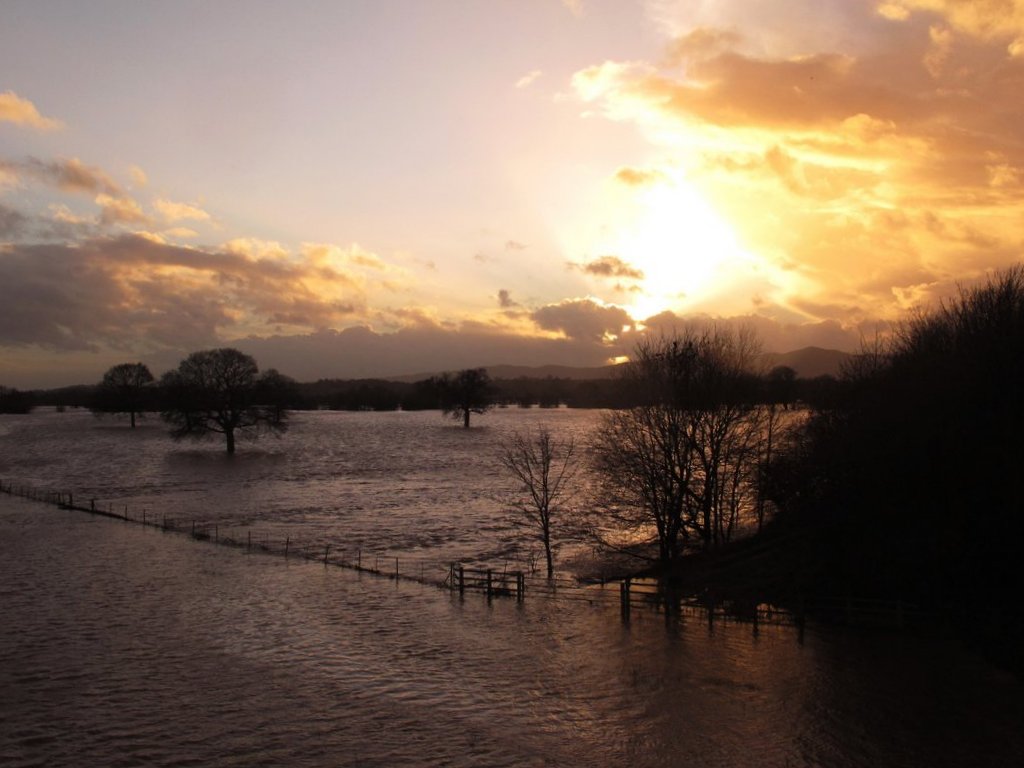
(486, 569), (493, 599)
(516, 572), (524, 603)
(458, 565), (465, 596)
(357, 549), (361, 569)
(620, 578), (631, 623)
(323, 544), (330, 566)
(395, 557), (399, 581)
(91, 499), (95, 512)
(285, 536), (290, 558)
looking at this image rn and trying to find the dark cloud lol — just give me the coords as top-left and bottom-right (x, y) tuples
(235, 324), (626, 382)
(4, 156), (124, 197)
(0, 234), (363, 353)
(573, 255), (645, 280)
(531, 298), (634, 342)
(0, 204), (28, 237)
(497, 289), (519, 308)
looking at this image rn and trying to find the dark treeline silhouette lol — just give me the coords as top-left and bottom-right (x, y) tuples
(0, 385), (33, 414)
(760, 267), (1024, 671)
(7, 363), (835, 415)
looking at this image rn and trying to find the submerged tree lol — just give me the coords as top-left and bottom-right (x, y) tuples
(160, 348), (287, 454)
(92, 362), (155, 428)
(591, 328), (763, 565)
(439, 367), (494, 428)
(500, 427), (579, 578)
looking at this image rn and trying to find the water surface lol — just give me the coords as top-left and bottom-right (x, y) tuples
(2, 496), (1022, 767)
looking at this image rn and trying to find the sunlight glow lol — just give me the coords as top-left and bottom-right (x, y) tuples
(598, 173), (753, 320)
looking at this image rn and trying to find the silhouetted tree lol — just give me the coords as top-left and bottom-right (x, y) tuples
(765, 365), (797, 408)
(160, 348), (287, 454)
(439, 368), (494, 428)
(0, 385), (33, 414)
(254, 368), (300, 421)
(591, 329), (763, 565)
(92, 362), (154, 428)
(500, 427), (579, 578)
(766, 267), (1024, 668)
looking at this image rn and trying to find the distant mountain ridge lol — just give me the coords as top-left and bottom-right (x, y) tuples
(387, 346), (850, 383)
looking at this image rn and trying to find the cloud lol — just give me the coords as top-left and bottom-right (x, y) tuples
(0, 204), (28, 238)
(515, 70), (543, 89)
(498, 289), (519, 308)
(1, 156), (123, 197)
(96, 193), (149, 226)
(154, 198), (211, 223)
(531, 298), (634, 341)
(129, 165), (148, 188)
(0, 234), (371, 354)
(0, 91), (63, 131)
(505, 240), (527, 251)
(561, 0), (584, 17)
(162, 227), (199, 239)
(573, 255), (645, 280)
(614, 166), (665, 186)
(880, 1), (1024, 42)
(570, 3), (1024, 329)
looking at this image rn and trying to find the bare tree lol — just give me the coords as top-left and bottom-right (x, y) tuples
(160, 348), (287, 454)
(93, 362), (154, 428)
(590, 328), (763, 565)
(500, 427), (579, 578)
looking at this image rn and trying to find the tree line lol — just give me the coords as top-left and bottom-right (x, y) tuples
(6, 362), (836, 416)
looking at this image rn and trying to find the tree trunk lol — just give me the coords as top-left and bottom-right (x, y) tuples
(130, 411), (136, 429)
(226, 428), (236, 454)
(543, 521), (554, 579)
(463, 408), (470, 429)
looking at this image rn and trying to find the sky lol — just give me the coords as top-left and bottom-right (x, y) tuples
(1, 0), (1022, 387)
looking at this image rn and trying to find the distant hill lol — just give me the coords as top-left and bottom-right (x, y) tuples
(761, 347), (850, 379)
(387, 363), (620, 383)
(386, 347), (850, 383)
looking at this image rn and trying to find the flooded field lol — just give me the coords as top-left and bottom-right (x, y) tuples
(2, 410), (1023, 766)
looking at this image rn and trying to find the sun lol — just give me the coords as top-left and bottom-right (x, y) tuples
(598, 173), (750, 320)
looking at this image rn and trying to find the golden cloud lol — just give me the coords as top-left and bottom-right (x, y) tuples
(154, 198), (211, 223)
(0, 91), (63, 131)
(572, 6), (1024, 330)
(95, 193), (148, 225)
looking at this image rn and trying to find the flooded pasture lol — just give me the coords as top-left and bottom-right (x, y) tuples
(1, 409), (1023, 767)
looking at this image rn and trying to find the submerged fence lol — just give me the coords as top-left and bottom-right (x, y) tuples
(0, 479), (524, 600)
(0, 479), (925, 631)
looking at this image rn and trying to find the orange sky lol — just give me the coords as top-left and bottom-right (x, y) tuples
(1, 0), (1022, 386)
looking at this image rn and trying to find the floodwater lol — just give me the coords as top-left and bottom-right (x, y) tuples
(0, 408), (603, 572)
(2, 410), (1023, 767)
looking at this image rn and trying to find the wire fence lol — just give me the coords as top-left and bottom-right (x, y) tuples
(0, 478), (931, 632)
